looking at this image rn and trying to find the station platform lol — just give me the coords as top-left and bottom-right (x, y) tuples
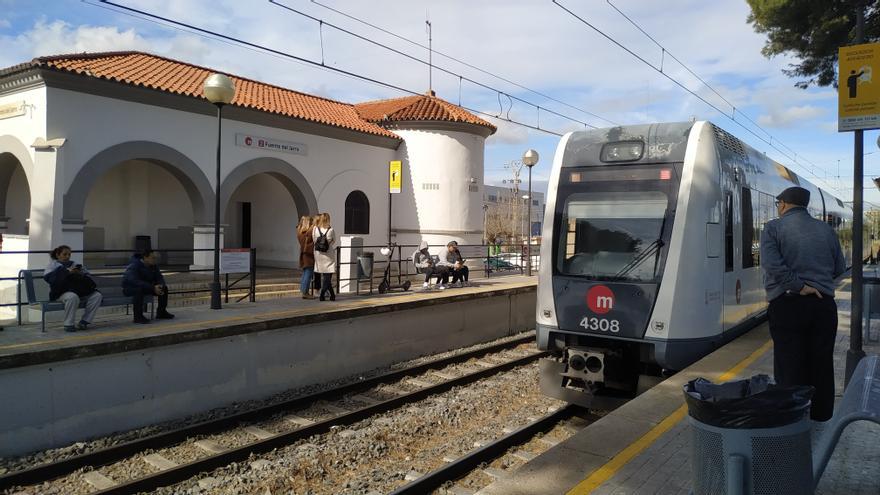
(0, 275), (534, 369)
(479, 279), (880, 495)
(0, 275), (536, 457)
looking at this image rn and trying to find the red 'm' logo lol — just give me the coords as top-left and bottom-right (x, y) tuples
(586, 285), (615, 315)
(244, 136), (253, 146)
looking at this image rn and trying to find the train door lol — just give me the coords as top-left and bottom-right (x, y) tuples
(721, 169), (741, 331)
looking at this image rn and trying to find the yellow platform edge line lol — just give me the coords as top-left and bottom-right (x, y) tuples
(566, 339), (773, 495)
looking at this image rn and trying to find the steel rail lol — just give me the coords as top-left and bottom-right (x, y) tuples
(388, 404), (584, 495)
(92, 349), (548, 494)
(0, 334), (538, 491)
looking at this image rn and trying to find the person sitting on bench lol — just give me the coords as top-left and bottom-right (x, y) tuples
(414, 241), (448, 289)
(44, 245), (103, 332)
(441, 240), (470, 287)
(123, 249), (174, 323)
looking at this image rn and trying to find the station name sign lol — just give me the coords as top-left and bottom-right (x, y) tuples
(0, 101), (26, 120)
(235, 133), (307, 155)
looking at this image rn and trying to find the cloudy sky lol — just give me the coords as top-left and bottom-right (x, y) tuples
(2, 0), (878, 203)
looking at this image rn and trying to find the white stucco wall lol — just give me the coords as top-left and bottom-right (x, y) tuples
(44, 87), (397, 264)
(83, 159), (194, 252)
(393, 128), (485, 247)
(0, 86), (45, 246)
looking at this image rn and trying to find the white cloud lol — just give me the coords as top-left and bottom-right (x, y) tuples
(0, 18), (10, 29)
(485, 117), (529, 145)
(757, 105), (826, 128)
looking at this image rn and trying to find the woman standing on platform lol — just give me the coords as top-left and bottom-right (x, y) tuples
(312, 212), (337, 301)
(296, 216), (316, 299)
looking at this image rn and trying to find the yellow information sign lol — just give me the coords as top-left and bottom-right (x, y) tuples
(389, 160), (402, 194)
(839, 43), (880, 131)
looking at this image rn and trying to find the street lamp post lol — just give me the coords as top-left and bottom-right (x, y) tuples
(203, 73), (236, 310)
(522, 149), (539, 276)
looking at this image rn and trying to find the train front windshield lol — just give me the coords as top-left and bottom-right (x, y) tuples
(554, 165), (681, 283)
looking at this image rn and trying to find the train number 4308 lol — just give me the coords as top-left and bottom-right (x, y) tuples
(579, 316), (620, 333)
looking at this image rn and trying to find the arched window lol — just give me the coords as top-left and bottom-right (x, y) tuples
(344, 190), (370, 234)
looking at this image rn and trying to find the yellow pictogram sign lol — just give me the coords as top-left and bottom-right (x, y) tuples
(389, 160), (402, 194)
(839, 43), (880, 131)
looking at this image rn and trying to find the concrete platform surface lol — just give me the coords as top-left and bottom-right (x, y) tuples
(0, 275), (536, 369)
(479, 278), (879, 495)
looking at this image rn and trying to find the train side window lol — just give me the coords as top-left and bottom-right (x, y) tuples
(725, 192), (733, 272)
(742, 188), (755, 268)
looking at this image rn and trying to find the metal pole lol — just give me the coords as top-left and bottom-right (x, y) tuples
(388, 191), (392, 246)
(846, 7), (867, 386)
(527, 166), (532, 276)
(210, 104), (224, 310)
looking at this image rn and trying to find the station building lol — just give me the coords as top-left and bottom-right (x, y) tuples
(0, 51), (496, 274)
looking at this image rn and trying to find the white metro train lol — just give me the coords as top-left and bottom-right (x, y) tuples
(536, 121), (855, 408)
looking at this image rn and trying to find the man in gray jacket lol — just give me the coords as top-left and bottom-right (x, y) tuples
(760, 186), (845, 421)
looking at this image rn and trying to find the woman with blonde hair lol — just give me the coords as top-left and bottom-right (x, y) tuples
(312, 212), (336, 301)
(296, 215), (315, 299)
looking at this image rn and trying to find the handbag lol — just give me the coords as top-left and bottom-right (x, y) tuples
(67, 273), (97, 297)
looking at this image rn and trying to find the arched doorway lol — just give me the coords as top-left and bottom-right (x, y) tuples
(221, 157), (317, 268)
(71, 142), (213, 267)
(0, 152), (31, 236)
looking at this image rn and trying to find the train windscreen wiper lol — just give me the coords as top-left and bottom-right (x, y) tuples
(611, 238), (664, 281)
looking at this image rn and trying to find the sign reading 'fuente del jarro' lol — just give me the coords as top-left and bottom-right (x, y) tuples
(235, 133), (307, 155)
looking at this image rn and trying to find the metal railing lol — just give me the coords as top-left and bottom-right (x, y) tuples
(332, 243), (540, 294)
(1, 248), (257, 324)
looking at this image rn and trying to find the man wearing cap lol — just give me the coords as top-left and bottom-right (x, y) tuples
(760, 186), (846, 422)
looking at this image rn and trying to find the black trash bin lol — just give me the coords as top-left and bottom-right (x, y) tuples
(684, 375), (814, 495)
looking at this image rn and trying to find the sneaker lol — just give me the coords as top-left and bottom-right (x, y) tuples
(155, 311), (175, 319)
(64, 325), (77, 333)
(422, 282), (429, 289)
(438, 284), (446, 290)
(76, 320), (90, 330)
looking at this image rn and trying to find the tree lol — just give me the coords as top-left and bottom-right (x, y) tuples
(746, 0), (880, 88)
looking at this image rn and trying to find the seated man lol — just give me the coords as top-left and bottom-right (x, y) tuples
(442, 241), (470, 287)
(414, 241), (449, 289)
(123, 249), (174, 323)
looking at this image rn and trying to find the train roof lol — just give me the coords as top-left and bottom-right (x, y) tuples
(561, 122), (695, 168)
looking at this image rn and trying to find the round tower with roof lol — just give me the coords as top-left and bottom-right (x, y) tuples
(356, 91), (496, 250)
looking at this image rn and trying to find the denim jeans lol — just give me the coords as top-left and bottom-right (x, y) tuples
(300, 266), (314, 295)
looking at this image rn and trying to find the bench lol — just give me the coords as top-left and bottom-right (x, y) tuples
(812, 354), (880, 488)
(20, 269), (154, 332)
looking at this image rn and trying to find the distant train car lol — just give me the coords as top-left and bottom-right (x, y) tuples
(536, 121), (856, 408)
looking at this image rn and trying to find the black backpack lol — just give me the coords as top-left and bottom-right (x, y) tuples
(315, 228), (330, 252)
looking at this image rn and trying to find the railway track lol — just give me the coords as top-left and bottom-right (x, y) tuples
(1, 334), (548, 494)
(389, 403), (590, 495)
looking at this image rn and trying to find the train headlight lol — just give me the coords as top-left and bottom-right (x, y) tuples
(601, 141), (644, 162)
(569, 354), (586, 371)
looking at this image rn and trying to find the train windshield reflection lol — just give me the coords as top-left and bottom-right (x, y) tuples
(557, 191), (668, 281)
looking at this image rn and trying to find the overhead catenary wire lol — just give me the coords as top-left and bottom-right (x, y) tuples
(553, 0), (840, 195)
(308, 0), (618, 127)
(91, 0), (567, 136)
(267, 0), (598, 131)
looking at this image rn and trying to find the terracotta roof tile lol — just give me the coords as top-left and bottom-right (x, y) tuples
(355, 93), (496, 133)
(19, 51), (399, 140)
